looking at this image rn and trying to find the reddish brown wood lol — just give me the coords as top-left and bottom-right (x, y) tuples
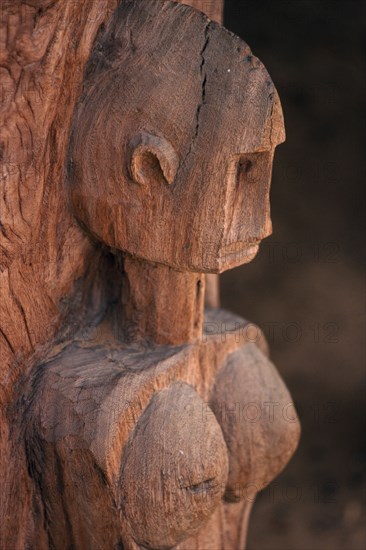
(1, 2), (118, 547)
(1, 1), (298, 549)
(184, 0), (230, 310)
(119, 256), (205, 345)
(182, 0), (224, 23)
(68, 0), (284, 274)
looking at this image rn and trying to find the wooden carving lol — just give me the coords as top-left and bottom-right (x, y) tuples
(0, 1), (300, 549)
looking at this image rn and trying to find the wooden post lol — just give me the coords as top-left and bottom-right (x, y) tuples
(1, 1), (299, 548)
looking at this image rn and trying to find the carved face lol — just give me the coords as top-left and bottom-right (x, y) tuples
(68, 0), (285, 272)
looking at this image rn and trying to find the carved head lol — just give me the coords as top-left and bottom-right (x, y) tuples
(68, 0), (285, 272)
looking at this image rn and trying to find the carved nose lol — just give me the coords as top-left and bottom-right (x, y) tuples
(217, 150), (274, 271)
(120, 382), (228, 549)
(234, 150), (273, 242)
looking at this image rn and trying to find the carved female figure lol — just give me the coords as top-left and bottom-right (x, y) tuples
(8, 1), (300, 548)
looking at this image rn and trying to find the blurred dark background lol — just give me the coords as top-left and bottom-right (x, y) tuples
(222, 1), (365, 549)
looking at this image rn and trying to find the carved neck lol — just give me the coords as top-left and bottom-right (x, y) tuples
(117, 255), (205, 346)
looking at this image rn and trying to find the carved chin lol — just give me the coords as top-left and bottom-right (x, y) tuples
(218, 242), (260, 270)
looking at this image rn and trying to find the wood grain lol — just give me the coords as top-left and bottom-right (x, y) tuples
(1, 1), (297, 549)
(68, 0), (285, 273)
(28, 308), (298, 549)
(182, 0), (224, 24)
(1, 2), (118, 547)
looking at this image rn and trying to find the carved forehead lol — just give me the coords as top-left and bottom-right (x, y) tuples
(82, 0), (284, 154)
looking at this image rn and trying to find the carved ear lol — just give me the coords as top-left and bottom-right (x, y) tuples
(129, 131), (179, 186)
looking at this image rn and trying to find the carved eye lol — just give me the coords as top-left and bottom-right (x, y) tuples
(119, 382), (228, 549)
(238, 158), (253, 174)
(129, 131), (179, 187)
(235, 151), (272, 189)
(236, 155), (255, 188)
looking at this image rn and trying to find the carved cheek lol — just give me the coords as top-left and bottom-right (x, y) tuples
(119, 382), (229, 549)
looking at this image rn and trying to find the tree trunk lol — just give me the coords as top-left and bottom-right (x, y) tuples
(1, 2), (119, 546)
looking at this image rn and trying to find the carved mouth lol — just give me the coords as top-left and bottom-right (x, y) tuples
(220, 241), (260, 263)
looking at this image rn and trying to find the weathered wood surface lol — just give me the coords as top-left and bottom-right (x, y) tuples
(189, 0), (224, 308)
(1, 2), (119, 547)
(68, 0), (284, 274)
(183, 0), (224, 24)
(29, 308), (298, 549)
(1, 1), (298, 549)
